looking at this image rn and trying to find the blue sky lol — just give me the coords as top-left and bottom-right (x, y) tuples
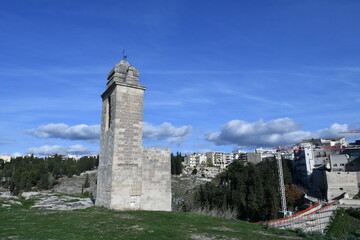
(1, 0), (360, 157)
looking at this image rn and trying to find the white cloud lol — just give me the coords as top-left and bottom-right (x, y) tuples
(11, 152), (22, 158)
(25, 123), (100, 140)
(206, 118), (360, 148)
(26, 144), (93, 156)
(239, 94), (294, 108)
(0, 137), (14, 145)
(315, 123), (355, 138)
(25, 122), (192, 145)
(182, 149), (213, 155)
(143, 122), (192, 145)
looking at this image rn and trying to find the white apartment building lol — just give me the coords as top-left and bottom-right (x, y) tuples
(226, 153), (238, 165)
(206, 151), (227, 169)
(301, 138), (346, 175)
(184, 153), (207, 167)
(294, 137), (347, 186)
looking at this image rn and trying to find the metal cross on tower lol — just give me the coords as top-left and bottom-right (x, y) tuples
(122, 49), (128, 60)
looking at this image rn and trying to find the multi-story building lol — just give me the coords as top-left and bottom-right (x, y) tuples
(206, 151), (227, 169)
(231, 150), (247, 162)
(294, 137), (347, 186)
(246, 152), (262, 164)
(225, 152), (238, 165)
(184, 153), (207, 167)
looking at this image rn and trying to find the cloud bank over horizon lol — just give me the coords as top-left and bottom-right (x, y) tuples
(25, 122), (192, 146)
(143, 122), (192, 145)
(22, 118), (360, 155)
(206, 118), (360, 148)
(25, 123), (100, 141)
(26, 144), (94, 156)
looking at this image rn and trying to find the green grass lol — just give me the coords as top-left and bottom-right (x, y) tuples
(0, 205), (324, 240)
(326, 208), (360, 239)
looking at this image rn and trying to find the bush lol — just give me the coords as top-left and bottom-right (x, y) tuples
(345, 208), (360, 220)
(82, 191), (90, 198)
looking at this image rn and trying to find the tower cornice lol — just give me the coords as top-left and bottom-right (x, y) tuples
(101, 81), (146, 99)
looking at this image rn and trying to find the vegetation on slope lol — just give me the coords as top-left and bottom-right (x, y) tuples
(171, 152), (184, 175)
(0, 154), (98, 195)
(0, 203), (325, 240)
(193, 160), (303, 222)
(326, 208), (360, 239)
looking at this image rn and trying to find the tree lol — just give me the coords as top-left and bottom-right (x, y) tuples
(0, 159), (4, 170)
(171, 152), (183, 175)
(4, 154), (98, 195)
(193, 158), (295, 222)
(84, 174), (90, 188)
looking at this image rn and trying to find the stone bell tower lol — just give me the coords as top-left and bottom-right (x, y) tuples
(96, 60), (171, 211)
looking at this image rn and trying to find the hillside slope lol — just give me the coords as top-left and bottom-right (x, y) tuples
(325, 208), (360, 239)
(0, 205), (326, 240)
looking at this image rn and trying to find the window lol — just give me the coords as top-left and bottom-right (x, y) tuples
(106, 96), (112, 131)
(333, 164), (337, 167)
(108, 96), (112, 128)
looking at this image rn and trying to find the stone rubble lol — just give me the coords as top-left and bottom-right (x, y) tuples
(0, 191), (18, 199)
(0, 191), (94, 210)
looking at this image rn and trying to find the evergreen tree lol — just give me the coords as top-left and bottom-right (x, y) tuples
(171, 152), (183, 175)
(3, 154), (98, 195)
(84, 174), (90, 188)
(194, 158), (295, 222)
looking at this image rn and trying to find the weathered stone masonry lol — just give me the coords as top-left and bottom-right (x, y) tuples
(96, 60), (171, 211)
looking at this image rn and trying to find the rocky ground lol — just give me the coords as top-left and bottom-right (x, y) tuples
(52, 169), (211, 211)
(0, 191), (94, 210)
(0, 169), (211, 211)
(171, 175), (211, 211)
(52, 170), (97, 197)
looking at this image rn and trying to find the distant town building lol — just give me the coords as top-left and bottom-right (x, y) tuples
(206, 151), (227, 169)
(0, 155), (11, 162)
(225, 152), (238, 165)
(184, 153), (207, 167)
(246, 152), (262, 164)
(293, 137), (346, 185)
(302, 138), (360, 200)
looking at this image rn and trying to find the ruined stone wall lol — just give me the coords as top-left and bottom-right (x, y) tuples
(141, 147), (172, 211)
(326, 171), (359, 200)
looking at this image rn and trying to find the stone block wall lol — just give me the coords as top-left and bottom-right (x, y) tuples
(326, 171), (360, 200)
(96, 60), (171, 211)
(96, 92), (115, 208)
(141, 147), (172, 211)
